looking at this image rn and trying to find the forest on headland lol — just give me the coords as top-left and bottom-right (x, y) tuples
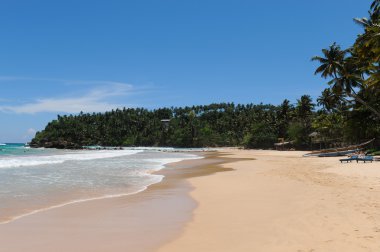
(31, 0), (380, 150)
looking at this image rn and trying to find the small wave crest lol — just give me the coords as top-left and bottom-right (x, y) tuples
(0, 150), (143, 169)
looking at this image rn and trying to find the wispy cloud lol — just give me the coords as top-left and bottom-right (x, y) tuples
(23, 128), (37, 140)
(0, 83), (136, 114)
(0, 75), (130, 87)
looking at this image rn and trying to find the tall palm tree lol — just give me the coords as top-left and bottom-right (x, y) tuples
(279, 99), (292, 119)
(296, 95), (315, 118)
(311, 42), (347, 79)
(277, 99), (293, 138)
(336, 60), (380, 118)
(354, 4), (380, 87)
(313, 45), (380, 119)
(327, 58), (362, 94)
(354, 9), (379, 28)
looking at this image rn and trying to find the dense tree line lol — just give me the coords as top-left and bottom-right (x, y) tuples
(31, 102), (288, 149)
(30, 97), (379, 150)
(31, 0), (380, 150)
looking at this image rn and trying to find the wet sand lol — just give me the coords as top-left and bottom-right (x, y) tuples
(0, 152), (232, 252)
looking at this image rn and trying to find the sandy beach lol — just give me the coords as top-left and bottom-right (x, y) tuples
(159, 149), (380, 252)
(1, 149), (380, 252)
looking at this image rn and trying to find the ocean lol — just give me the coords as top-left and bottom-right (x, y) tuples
(0, 143), (201, 224)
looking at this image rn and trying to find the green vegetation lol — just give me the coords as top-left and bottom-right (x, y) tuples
(30, 97), (378, 150)
(31, 0), (380, 150)
(31, 103), (293, 149)
(311, 0), (380, 120)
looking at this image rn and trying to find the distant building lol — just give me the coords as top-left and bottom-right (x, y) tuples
(161, 119), (171, 130)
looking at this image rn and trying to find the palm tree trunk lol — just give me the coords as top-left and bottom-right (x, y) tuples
(348, 91), (380, 119)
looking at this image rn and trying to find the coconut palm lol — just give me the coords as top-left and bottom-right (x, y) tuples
(311, 43), (347, 79)
(371, 0), (380, 13)
(313, 42), (380, 119)
(296, 95), (315, 118)
(317, 88), (340, 112)
(356, 25), (380, 84)
(354, 8), (379, 28)
(312, 45), (361, 96)
(331, 59), (380, 119)
(354, 3), (380, 87)
(327, 58), (362, 92)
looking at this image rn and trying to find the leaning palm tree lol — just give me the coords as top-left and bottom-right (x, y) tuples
(353, 9), (379, 28)
(354, 2), (380, 88)
(328, 58), (362, 93)
(313, 44), (380, 119)
(330, 58), (380, 119)
(356, 25), (380, 74)
(312, 42), (347, 79)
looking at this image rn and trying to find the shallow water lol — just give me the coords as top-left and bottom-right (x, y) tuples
(0, 144), (200, 223)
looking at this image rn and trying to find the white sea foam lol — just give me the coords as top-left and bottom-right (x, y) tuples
(145, 156), (203, 171)
(0, 149), (142, 169)
(0, 149), (202, 225)
(123, 146), (218, 152)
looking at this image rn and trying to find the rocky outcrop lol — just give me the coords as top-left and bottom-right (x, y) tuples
(30, 139), (82, 149)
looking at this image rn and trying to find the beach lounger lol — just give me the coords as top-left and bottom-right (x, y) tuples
(340, 155), (358, 163)
(340, 157), (356, 163)
(356, 156), (373, 163)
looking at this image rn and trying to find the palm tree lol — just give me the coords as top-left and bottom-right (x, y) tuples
(311, 42), (347, 79)
(354, 4), (380, 87)
(296, 95), (315, 118)
(327, 58), (362, 93)
(354, 9), (379, 28)
(335, 60), (380, 118)
(317, 88), (340, 112)
(371, 0), (380, 13)
(313, 44), (380, 119)
(277, 99), (293, 138)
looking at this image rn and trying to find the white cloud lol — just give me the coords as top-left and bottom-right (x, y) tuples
(22, 128), (37, 141)
(26, 128), (36, 135)
(25, 128), (36, 137)
(0, 83), (135, 114)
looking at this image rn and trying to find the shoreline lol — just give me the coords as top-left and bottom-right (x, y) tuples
(2, 149), (380, 251)
(0, 151), (229, 252)
(0, 150), (203, 224)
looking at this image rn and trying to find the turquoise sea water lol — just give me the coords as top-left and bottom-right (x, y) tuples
(0, 143), (52, 156)
(0, 144), (201, 224)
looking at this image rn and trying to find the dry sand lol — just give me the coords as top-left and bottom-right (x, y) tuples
(158, 149), (380, 252)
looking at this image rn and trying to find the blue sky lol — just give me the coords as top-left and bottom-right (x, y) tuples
(0, 0), (372, 142)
